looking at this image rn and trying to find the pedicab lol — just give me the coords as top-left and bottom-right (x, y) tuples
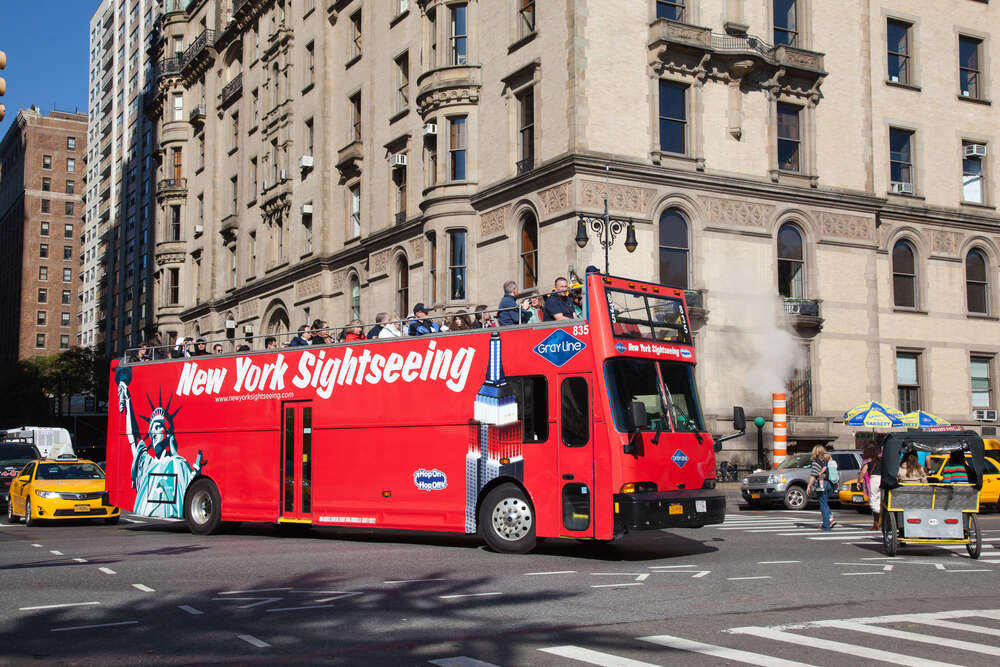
(879, 430), (986, 558)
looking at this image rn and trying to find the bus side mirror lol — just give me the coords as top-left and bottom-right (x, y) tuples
(733, 406), (746, 432)
(628, 401), (648, 431)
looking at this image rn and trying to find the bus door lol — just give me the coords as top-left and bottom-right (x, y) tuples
(557, 373), (594, 537)
(280, 401), (313, 523)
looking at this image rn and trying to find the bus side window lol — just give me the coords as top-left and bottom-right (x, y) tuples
(508, 376), (548, 443)
(561, 377), (589, 447)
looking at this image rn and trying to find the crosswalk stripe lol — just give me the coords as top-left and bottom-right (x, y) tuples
(429, 658), (501, 666)
(727, 627), (956, 667)
(639, 634), (815, 666)
(537, 646), (660, 666)
(913, 618), (1000, 638)
(819, 620), (1000, 656)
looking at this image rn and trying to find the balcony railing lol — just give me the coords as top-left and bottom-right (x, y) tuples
(516, 157), (534, 176)
(158, 56), (183, 78)
(156, 178), (188, 194)
(394, 211), (407, 226)
(189, 104), (206, 124)
(181, 29), (216, 69)
(783, 298), (820, 318)
(220, 73), (243, 107)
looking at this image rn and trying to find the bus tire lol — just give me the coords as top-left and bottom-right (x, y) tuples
(185, 479), (223, 535)
(479, 484), (537, 554)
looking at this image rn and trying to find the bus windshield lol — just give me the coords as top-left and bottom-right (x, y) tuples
(605, 288), (691, 345)
(605, 358), (704, 433)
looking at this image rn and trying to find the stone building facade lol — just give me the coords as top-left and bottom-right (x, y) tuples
(0, 109), (87, 363)
(144, 0), (999, 456)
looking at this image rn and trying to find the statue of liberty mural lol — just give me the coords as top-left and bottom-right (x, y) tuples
(116, 367), (204, 518)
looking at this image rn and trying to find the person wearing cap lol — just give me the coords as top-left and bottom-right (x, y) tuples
(407, 303), (440, 336)
(543, 276), (575, 321)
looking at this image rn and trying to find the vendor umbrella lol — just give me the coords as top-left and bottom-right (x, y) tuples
(901, 411), (950, 429)
(843, 401), (904, 428)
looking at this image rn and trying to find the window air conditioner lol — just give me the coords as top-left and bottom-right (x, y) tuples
(225, 319), (236, 330)
(389, 153), (408, 167)
(422, 123), (437, 136)
(279, 169), (287, 181)
(964, 143), (986, 158)
(299, 155), (314, 169)
(890, 181), (914, 194)
(262, 179), (269, 190)
(301, 203), (313, 215)
(889, 75), (899, 83)
(193, 224), (204, 235)
(243, 325), (254, 334)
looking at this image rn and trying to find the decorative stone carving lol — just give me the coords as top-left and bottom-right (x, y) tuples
(155, 253), (186, 266)
(699, 195), (774, 228)
(409, 238), (424, 261)
(238, 299), (259, 320)
(296, 275), (322, 300)
(582, 181), (655, 214)
(417, 86), (481, 115)
(538, 183), (571, 215)
(480, 205), (510, 236)
(369, 250), (390, 277)
(931, 230), (962, 255)
(817, 212), (873, 241)
(331, 269), (346, 294)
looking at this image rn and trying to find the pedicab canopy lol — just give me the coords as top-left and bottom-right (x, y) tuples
(881, 430), (985, 491)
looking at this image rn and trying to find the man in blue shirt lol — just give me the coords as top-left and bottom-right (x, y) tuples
(497, 280), (530, 326)
(543, 277), (575, 321)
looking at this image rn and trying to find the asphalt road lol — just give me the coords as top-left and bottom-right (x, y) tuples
(1, 489), (998, 666)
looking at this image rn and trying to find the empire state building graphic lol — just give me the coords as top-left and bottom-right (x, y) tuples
(466, 332), (524, 532)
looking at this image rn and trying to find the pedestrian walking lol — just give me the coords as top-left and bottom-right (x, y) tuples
(859, 444), (882, 530)
(805, 445), (835, 531)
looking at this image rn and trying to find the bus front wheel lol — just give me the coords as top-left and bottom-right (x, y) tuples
(185, 479), (223, 535)
(479, 484), (537, 554)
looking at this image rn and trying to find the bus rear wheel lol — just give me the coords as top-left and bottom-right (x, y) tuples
(479, 484), (537, 554)
(185, 479), (223, 535)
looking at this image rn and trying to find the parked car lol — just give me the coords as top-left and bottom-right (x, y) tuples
(1, 443), (42, 505)
(6, 458), (120, 526)
(741, 450), (863, 510)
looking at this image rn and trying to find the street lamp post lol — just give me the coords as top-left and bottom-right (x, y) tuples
(575, 166), (638, 274)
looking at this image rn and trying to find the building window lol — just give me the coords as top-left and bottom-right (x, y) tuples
(350, 11), (362, 59)
(252, 88), (259, 126)
(967, 248), (989, 314)
(230, 176), (239, 214)
(40, 266), (47, 281)
(272, 61), (280, 108)
(777, 224), (805, 298)
(658, 209), (689, 289)
(250, 157), (258, 196)
(451, 4), (468, 65)
(428, 231), (437, 303)
(350, 274), (361, 320)
(64, 223), (73, 239)
(231, 112), (239, 151)
(396, 255), (409, 318)
(170, 205), (181, 241)
(396, 52), (409, 112)
(37, 288), (47, 303)
(519, 0), (536, 37)
(61, 312), (70, 327)
(305, 118), (314, 156)
(449, 116), (467, 181)
(428, 8), (438, 68)
(305, 41), (315, 87)
(41, 199), (50, 213)
(67, 137), (76, 151)
(42, 155), (52, 169)
(42, 177), (51, 192)
(658, 80), (686, 154)
(520, 213), (538, 291)
(63, 268), (72, 282)
(517, 87), (534, 172)
(66, 180), (75, 195)
(61, 290), (70, 305)
(349, 183), (361, 238)
(302, 211), (313, 254)
(959, 35), (982, 99)
(887, 19), (912, 84)
(39, 244), (49, 259)
(393, 162), (407, 219)
(66, 158), (76, 173)
(36, 334), (45, 349)
(229, 245), (237, 289)
(963, 141), (986, 203)
(425, 130), (438, 187)
(397, 0), (409, 17)
(37, 311), (47, 326)
(897, 352), (920, 412)
(656, 0), (684, 21)
(65, 202), (74, 216)
(40, 221), (49, 236)
(890, 128), (914, 192)
(173, 93), (183, 121)
(63, 245), (72, 260)
(972, 356), (993, 409)
(777, 103), (802, 172)
(448, 229), (467, 300)
(60, 335), (69, 350)
(773, 0), (797, 46)
(892, 240), (917, 308)
(168, 267), (179, 305)
(350, 92), (362, 142)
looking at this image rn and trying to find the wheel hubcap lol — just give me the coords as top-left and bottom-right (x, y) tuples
(788, 489), (803, 506)
(190, 490), (212, 525)
(491, 497), (532, 541)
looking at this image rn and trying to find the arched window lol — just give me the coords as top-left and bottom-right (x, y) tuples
(349, 274), (361, 320)
(777, 224), (805, 298)
(658, 209), (689, 289)
(892, 240), (917, 308)
(396, 255), (409, 318)
(967, 248), (989, 314)
(266, 308), (289, 335)
(520, 213), (538, 291)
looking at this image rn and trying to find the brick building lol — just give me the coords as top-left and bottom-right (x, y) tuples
(0, 108), (88, 363)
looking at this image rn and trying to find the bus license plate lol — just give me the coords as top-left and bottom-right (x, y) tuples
(668, 504), (683, 515)
(74, 504), (89, 513)
(750, 493), (761, 499)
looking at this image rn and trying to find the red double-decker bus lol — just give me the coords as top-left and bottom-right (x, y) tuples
(106, 273), (744, 553)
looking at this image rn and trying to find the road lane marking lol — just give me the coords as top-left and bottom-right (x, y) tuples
(211, 597), (282, 608)
(49, 550), (63, 555)
(429, 658), (501, 666)
(52, 621), (138, 632)
(758, 560), (800, 564)
(727, 576), (772, 581)
(178, 605), (203, 615)
(524, 571), (576, 576)
(265, 604), (337, 612)
(72, 558), (87, 563)
(727, 626), (955, 666)
(31, 543), (42, 547)
(692, 570), (711, 578)
(647, 564), (697, 569)
(237, 634), (270, 648)
(591, 583), (643, 588)
(383, 578), (449, 584)
(99, 567), (116, 575)
(132, 584), (155, 592)
(439, 592), (502, 599)
(841, 572), (885, 576)
(219, 587), (291, 594)
(640, 634), (814, 666)
(539, 646), (660, 666)
(20, 601), (100, 611)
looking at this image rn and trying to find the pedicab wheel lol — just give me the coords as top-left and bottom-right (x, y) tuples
(966, 513), (981, 559)
(882, 511), (899, 556)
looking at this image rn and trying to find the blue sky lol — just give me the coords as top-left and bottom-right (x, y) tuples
(0, 1), (95, 139)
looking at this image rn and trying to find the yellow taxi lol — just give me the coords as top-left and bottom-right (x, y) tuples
(838, 476), (869, 511)
(926, 452), (1000, 508)
(5, 458), (120, 526)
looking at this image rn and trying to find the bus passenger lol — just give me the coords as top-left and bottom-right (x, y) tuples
(288, 325), (311, 346)
(264, 336), (278, 350)
(940, 451), (970, 483)
(343, 320), (365, 342)
(498, 281), (530, 326)
(378, 314), (403, 338)
(408, 304), (440, 336)
(544, 277), (575, 321)
(898, 452), (927, 483)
